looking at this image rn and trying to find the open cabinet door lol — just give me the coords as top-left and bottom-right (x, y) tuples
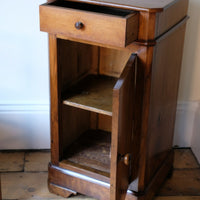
(110, 54), (137, 200)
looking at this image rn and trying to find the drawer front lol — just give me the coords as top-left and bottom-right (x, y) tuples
(39, 3), (138, 47)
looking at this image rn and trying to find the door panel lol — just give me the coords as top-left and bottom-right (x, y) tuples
(110, 54), (137, 200)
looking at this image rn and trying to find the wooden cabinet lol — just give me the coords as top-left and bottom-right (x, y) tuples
(39, 0), (189, 199)
(0, 175), (1, 200)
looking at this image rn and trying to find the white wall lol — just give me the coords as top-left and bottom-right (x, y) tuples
(0, 0), (50, 149)
(174, 0), (200, 163)
(0, 0), (199, 161)
(178, 0), (200, 102)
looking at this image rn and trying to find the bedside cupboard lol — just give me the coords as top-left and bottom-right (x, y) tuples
(39, 0), (189, 199)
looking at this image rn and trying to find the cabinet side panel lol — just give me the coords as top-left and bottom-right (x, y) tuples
(62, 105), (90, 150)
(155, 0), (188, 37)
(90, 113), (112, 132)
(98, 114), (112, 132)
(145, 22), (187, 185)
(49, 34), (61, 165)
(0, 175), (1, 200)
(99, 47), (131, 78)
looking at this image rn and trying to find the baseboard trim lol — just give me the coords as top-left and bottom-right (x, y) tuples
(0, 104), (50, 149)
(174, 101), (199, 147)
(0, 104), (49, 112)
(0, 101), (199, 163)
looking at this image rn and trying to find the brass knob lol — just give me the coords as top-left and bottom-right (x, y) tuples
(75, 21), (84, 30)
(123, 154), (131, 166)
(119, 153), (131, 166)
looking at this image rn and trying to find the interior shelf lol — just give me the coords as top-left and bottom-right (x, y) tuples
(63, 75), (117, 116)
(61, 129), (111, 176)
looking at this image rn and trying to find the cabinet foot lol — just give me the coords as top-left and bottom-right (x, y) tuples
(48, 182), (77, 198)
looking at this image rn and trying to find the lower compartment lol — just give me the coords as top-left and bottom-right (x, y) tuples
(61, 129), (111, 176)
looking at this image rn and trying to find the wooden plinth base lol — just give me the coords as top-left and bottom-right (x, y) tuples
(48, 182), (77, 198)
(48, 151), (173, 200)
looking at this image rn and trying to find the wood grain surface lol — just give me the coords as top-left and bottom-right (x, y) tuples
(63, 75), (117, 116)
(63, 129), (111, 175)
(0, 176), (1, 200)
(40, 1), (138, 47)
(63, 0), (180, 12)
(110, 54), (137, 200)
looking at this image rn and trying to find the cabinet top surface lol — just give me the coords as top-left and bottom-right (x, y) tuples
(63, 0), (180, 12)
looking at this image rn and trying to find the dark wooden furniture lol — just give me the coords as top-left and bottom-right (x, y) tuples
(0, 175), (2, 200)
(39, 0), (188, 199)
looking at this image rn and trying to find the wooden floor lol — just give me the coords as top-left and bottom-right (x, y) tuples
(0, 148), (199, 200)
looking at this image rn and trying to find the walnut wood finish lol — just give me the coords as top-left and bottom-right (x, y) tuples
(48, 182), (76, 198)
(63, 75), (117, 116)
(0, 175), (1, 200)
(99, 48), (132, 77)
(62, 129), (111, 175)
(49, 34), (61, 165)
(144, 19), (188, 188)
(63, 0), (183, 12)
(110, 54), (137, 200)
(155, 0), (188, 37)
(41, 0), (189, 199)
(40, 1), (138, 47)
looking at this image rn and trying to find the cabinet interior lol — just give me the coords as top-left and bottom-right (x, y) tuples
(63, 75), (116, 116)
(58, 39), (131, 177)
(49, 1), (134, 17)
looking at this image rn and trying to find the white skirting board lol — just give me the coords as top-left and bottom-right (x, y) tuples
(0, 102), (199, 163)
(0, 104), (50, 149)
(191, 102), (200, 163)
(174, 101), (200, 163)
(173, 101), (198, 147)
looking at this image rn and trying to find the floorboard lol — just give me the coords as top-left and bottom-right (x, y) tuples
(0, 148), (199, 200)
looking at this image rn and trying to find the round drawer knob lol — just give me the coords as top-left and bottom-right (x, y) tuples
(119, 153), (131, 166)
(75, 21), (84, 30)
(123, 154), (131, 166)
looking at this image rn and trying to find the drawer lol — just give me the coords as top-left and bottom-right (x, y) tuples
(39, 1), (138, 47)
